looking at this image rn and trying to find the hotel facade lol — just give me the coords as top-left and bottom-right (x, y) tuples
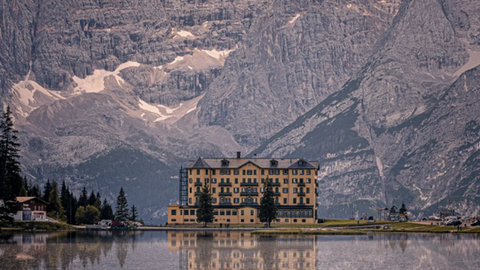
(168, 153), (319, 225)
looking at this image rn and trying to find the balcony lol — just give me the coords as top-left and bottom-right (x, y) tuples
(218, 182), (232, 186)
(273, 192), (281, 196)
(240, 202), (258, 207)
(195, 192), (202, 196)
(298, 192), (306, 196)
(270, 182), (281, 186)
(194, 182), (202, 186)
(297, 182), (305, 186)
(240, 182), (258, 186)
(219, 202), (232, 206)
(219, 192), (232, 196)
(240, 192), (258, 196)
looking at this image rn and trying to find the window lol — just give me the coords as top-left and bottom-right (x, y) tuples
(307, 188), (310, 193)
(282, 188), (288, 193)
(189, 198), (192, 204)
(283, 198), (287, 204)
(220, 169), (231, 175)
(197, 169), (200, 174)
(212, 178), (217, 183)
(226, 210), (231, 215)
(292, 178), (298, 183)
(300, 170), (304, 175)
(242, 170), (246, 175)
(214, 210), (219, 215)
(293, 188), (298, 193)
(284, 178), (288, 184)
(250, 210), (254, 215)
(261, 170), (265, 175)
(306, 198), (310, 204)
(196, 178), (200, 182)
(184, 210), (189, 215)
(233, 210), (237, 215)
(234, 170), (239, 175)
(292, 169), (297, 175)
(212, 187), (216, 193)
(260, 188), (265, 193)
(306, 170), (311, 175)
(189, 178), (192, 183)
(171, 219), (176, 222)
(261, 178), (265, 183)
(302, 219), (306, 223)
(283, 169), (288, 175)
(189, 187), (192, 193)
(254, 170), (257, 175)
(220, 211), (225, 215)
(234, 198), (239, 203)
(306, 178), (311, 183)
(241, 210), (244, 215)
(171, 210), (177, 215)
(234, 188), (239, 193)
(293, 198), (297, 204)
(190, 210), (195, 215)
(247, 170), (253, 175)
(235, 178), (238, 184)
(212, 198), (217, 203)
(205, 178), (209, 183)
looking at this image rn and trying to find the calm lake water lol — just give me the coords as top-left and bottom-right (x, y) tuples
(0, 230), (479, 270)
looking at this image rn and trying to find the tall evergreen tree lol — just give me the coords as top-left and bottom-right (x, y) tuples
(259, 176), (277, 228)
(130, 205), (139, 221)
(30, 184), (41, 198)
(68, 192), (78, 224)
(100, 199), (114, 220)
(42, 179), (52, 206)
(0, 106), (22, 198)
(87, 190), (97, 207)
(48, 181), (66, 220)
(115, 187), (129, 221)
(196, 183), (214, 227)
(94, 192), (102, 210)
(77, 187), (88, 208)
(60, 181), (69, 211)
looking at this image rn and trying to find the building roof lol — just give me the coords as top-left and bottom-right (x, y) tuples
(14, 197), (49, 205)
(186, 157), (319, 169)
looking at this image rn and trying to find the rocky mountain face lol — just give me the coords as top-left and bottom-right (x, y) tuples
(253, 0), (480, 217)
(1, 0), (479, 221)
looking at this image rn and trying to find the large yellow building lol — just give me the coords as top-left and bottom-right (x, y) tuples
(168, 153), (319, 225)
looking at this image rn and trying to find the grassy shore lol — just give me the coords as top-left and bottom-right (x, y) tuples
(1, 221), (75, 232)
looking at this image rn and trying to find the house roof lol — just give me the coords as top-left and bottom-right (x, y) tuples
(186, 157), (319, 169)
(15, 196), (49, 205)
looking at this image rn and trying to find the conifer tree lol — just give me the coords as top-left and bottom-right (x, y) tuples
(0, 106), (22, 197)
(78, 187), (88, 208)
(130, 205), (139, 221)
(94, 192), (102, 210)
(60, 181), (69, 211)
(87, 190), (97, 207)
(48, 181), (66, 220)
(101, 199), (114, 220)
(115, 187), (129, 221)
(259, 176), (277, 228)
(43, 179), (52, 206)
(196, 183), (214, 227)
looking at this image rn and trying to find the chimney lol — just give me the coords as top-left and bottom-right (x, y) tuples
(236, 151), (241, 158)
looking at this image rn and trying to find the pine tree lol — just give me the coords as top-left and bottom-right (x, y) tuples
(60, 181), (69, 211)
(196, 183), (214, 227)
(115, 187), (129, 221)
(0, 106), (22, 198)
(68, 192), (78, 224)
(100, 199), (114, 220)
(94, 192), (102, 210)
(399, 202), (408, 220)
(130, 205), (139, 221)
(31, 184), (41, 198)
(259, 176), (277, 228)
(42, 179), (52, 207)
(77, 187), (88, 208)
(87, 190), (97, 207)
(48, 181), (66, 221)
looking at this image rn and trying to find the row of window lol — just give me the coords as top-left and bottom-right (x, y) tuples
(187, 197), (311, 205)
(190, 178), (313, 184)
(192, 169), (313, 176)
(191, 187), (311, 194)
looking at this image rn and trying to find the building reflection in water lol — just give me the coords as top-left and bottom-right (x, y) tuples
(168, 231), (316, 269)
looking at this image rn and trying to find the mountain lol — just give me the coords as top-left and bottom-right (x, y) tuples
(252, 0), (480, 218)
(1, 0), (479, 222)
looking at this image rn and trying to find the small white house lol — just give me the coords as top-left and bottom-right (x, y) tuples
(9, 197), (49, 221)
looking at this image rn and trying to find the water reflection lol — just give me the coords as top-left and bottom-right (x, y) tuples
(0, 231), (479, 269)
(168, 231), (317, 269)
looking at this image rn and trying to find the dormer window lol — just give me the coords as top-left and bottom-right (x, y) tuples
(270, 159), (278, 166)
(221, 159), (230, 166)
(298, 159), (307, 166)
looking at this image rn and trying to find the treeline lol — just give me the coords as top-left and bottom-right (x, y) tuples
(0, 106), (139, 225)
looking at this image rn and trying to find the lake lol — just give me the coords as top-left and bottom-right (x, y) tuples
(0, 230), (479, 269)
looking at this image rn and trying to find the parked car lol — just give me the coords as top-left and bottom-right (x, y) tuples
(471, 220), (480, 227)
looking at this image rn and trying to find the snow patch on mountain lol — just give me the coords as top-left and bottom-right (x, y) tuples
(11, 80), (65, 118)
(72, 61), (141, 93)
(138, 94), (203, 124)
